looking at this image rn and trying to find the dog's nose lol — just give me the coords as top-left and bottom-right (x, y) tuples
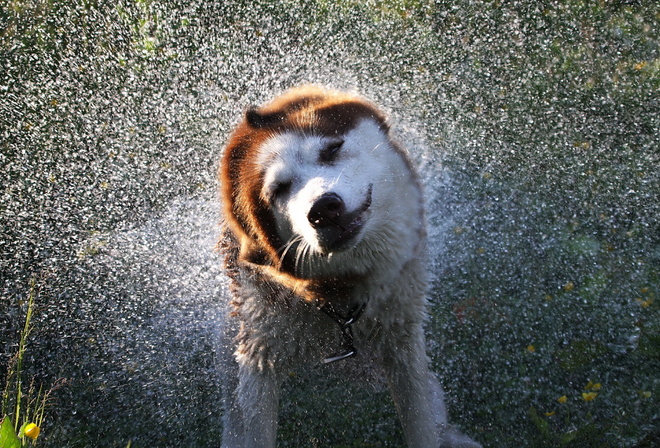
(308, 193), (345, 229)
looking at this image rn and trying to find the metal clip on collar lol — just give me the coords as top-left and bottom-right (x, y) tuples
(319, 302), (366, 364)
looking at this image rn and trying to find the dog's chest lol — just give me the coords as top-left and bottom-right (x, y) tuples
(232, 279), (385, 370)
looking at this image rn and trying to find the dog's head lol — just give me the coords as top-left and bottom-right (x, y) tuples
(220, 86), (423, 281)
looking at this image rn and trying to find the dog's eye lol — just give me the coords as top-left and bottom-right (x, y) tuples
(269, 180), (292, 203)
(319, 140), (343, 164)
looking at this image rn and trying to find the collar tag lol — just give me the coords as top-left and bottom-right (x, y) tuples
(319, 302), (366, 364)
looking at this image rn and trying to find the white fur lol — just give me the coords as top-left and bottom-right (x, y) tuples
(220, 118), (480, 448)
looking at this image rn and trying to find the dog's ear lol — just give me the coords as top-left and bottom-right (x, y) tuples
(245, 92), (323, 130)
(246, 107), (285, 129)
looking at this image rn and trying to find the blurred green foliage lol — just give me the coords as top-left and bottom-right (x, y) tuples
(1, 0), (658, 447)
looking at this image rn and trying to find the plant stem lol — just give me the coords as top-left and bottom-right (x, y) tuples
(13, 276), (37, 432)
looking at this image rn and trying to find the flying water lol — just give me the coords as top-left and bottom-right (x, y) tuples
(1, 1), (657, 447)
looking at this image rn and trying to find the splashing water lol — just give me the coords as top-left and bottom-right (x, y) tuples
(1, 1), (658, 447)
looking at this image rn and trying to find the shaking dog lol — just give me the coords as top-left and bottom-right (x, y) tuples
(218, 86), (480, 448)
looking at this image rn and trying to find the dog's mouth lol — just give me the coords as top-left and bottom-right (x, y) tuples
(315, 184), (372, 253)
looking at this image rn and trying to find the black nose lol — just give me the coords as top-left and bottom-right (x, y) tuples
(307, 193), (345, 229)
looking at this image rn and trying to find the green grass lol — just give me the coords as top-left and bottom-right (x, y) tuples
(2, 278), (60, 448)
(1, 0), (658, 446)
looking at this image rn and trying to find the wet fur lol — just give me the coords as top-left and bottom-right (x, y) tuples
(218, 86), (480, 447)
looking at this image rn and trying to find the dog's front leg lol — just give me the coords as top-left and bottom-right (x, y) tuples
(384, 329), (481, 448)
(236, 364), (280, 448)
(384, 328), (441, 448)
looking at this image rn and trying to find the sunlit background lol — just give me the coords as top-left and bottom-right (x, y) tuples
(1, 1), (658, 446)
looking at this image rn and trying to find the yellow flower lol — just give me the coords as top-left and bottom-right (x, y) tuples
(527, 345), (535, 353)
(637, 297), (653, 308)
(563, 281), (575, 292)
(557, 395), (568, 404)
(582, 392), (598, 402)
(585, 381), (602, 391)
(544, 411), (556, 417)
(24, 423), (41, 440)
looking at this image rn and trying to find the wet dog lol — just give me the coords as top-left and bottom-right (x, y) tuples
(218, 86), (480, 447)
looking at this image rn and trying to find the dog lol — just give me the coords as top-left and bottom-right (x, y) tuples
(217, 85), (480, 448)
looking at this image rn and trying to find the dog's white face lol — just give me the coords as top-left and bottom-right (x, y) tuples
(220, 86), (424, 281)
(259, 119), (391, 261)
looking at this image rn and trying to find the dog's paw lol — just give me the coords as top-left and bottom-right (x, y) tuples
(439, 425), (482, 448)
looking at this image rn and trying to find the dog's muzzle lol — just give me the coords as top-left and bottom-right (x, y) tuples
(307, 184), (373, 252)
